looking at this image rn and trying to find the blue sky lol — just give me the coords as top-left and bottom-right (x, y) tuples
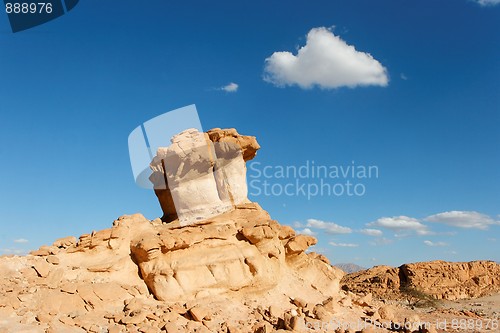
(0, 0), (498, 267)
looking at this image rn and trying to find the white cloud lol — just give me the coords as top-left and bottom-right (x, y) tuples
(307, 218), (352, 234)
(360, 228), (383, 237)
(400, 73), (408, 80)
(369, 237), (393, 246)
(293, 221), (304, 228)
(475, 0), (500, 6)
(423, 240), (448, 247)
(425, 211), (499, 230)
(329, 242), (359, 248)
(264, 27), (388, 89)
(298, 228), (317, 236)
(13, 238), (29, 243)
(219, 82), (239, 92)
(1, 248), (25, 255)
(367, 216), (431, 235)
(307, 245), (327, 254)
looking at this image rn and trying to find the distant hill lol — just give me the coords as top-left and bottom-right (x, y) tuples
(334, 263), (366, 274)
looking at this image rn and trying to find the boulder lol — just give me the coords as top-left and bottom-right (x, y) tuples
(149, 128), (260, 225)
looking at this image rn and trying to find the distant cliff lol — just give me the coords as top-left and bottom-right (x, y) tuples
(341, 260), (500, 300)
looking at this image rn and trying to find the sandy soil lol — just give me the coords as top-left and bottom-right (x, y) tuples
(391, 293), (500, 332)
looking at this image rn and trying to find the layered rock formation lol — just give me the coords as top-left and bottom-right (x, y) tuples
(341, 260), (500, 301)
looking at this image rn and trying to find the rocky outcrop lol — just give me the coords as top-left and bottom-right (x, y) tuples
(341, 260), (500, 300)
(129, 202), (343, 302)
(0, 203), (348, 332)
(149, 128), (259, 225)
(340, 265), (402, 298)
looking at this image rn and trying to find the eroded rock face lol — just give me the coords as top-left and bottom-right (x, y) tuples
(149, 128), (259, 225)
(341, 260), (500, 300)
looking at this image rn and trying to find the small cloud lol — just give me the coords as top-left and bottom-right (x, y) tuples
(13, 238), (29, 243)
(293, 221), (304, 228)
(487, 238), (497, 242)
(475, 0), (500, 6)
(367, 216), (431, 235)
(360, 228), (383, 237)
(1, 248), (26, 255)
(264, 27), (388, 89)
(218, 82), (239, 93)
(400, 73), (408, 80)
(329, 242), (359, 248)
(439, 231), (458, 236)
(396, 230), (454, 238)
(307, 218), (352, 234)
(369, 237), (393, 246)
(445, 250), (458, 255)
(307, 245), (327, 254)
(423, 240), (448, 247)
(298, 228), (317, 236)
(425, 211), (499, 230)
